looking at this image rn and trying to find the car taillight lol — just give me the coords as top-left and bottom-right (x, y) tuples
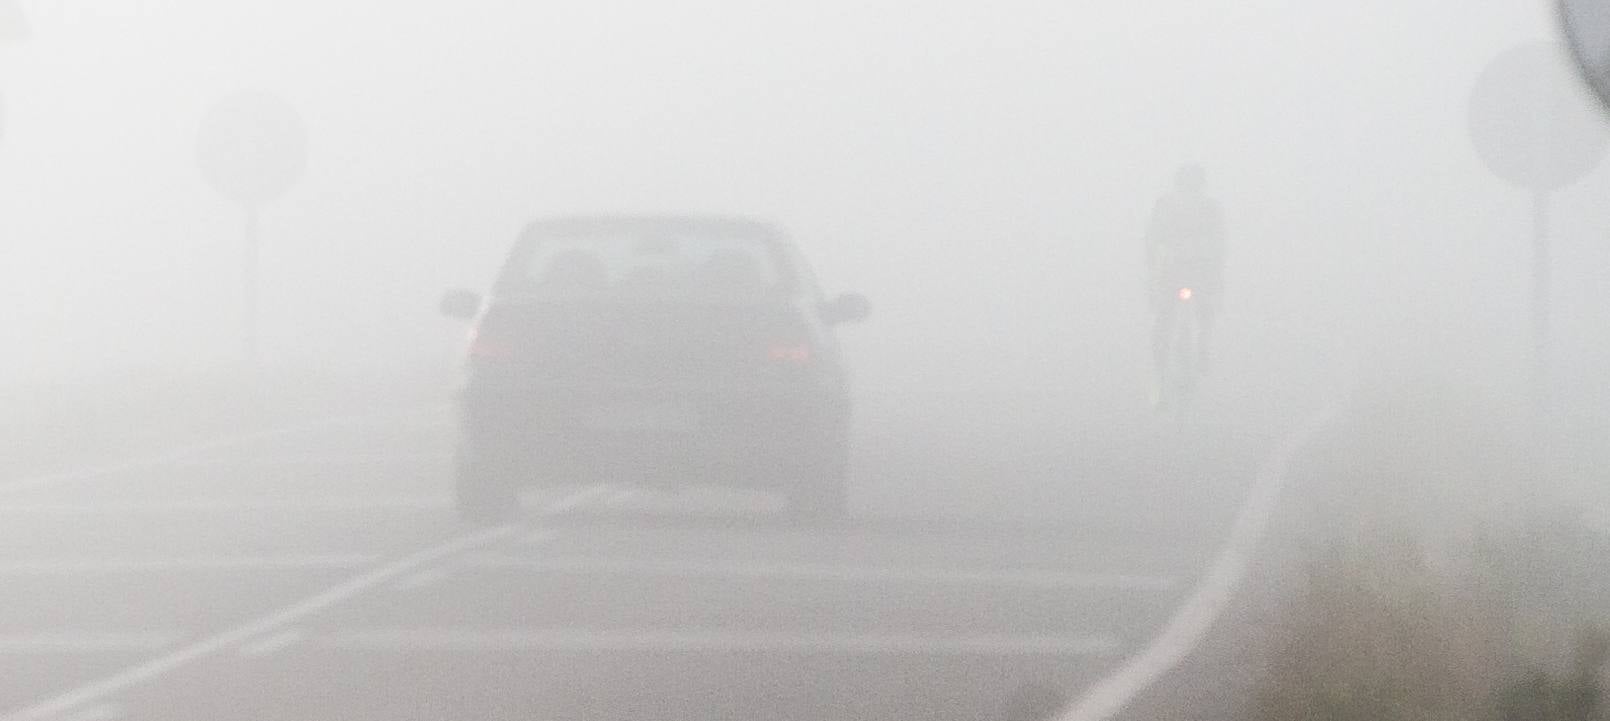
(767, 342), (812, 364)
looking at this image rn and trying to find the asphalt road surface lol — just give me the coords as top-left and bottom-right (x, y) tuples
(0, 381), (1322, 721)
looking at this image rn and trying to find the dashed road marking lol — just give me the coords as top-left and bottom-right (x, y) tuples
(168, 452), (453, 469)
(237, 630), (303, 658)
(391, 568), (453, 591)
(0, 555), (379, 575)
(57, 704), (121, 721)
(519, 530), (559, 545)
(0, 497), (452, 515)
(2, 527), (511, 719)
(598, 488), (782, 514)
(462, 555), (1178, 592)
(319, 627), (1126, 657)
(538, 487), (617, 514)
(3, 484), (610, 721)
(0, 633), (176, 655)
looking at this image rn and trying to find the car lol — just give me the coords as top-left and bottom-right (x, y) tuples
(439, 214), (869, 524)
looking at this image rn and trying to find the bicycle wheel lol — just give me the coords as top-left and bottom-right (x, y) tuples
(1169, 304), (1200, 405)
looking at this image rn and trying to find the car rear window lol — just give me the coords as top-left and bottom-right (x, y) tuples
(502, 231), (787, 299)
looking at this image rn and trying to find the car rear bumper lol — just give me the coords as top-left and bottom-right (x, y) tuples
(456, 381), (848, 487)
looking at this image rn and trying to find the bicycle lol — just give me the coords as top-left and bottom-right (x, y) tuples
(1153, 283), (1205, 411)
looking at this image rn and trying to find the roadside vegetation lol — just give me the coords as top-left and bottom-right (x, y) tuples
(1251, 378), (1610, 721)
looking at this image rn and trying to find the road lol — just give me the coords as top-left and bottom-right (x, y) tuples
(0, 383), (1321, 721)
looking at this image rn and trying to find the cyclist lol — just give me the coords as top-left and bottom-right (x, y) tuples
(1145, 164), (1226, 394)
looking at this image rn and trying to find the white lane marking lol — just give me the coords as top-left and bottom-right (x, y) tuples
(602, 489), (639, 506)
(1058, 410), (1332, 721)
(538, 487), (617, 514)
(391, 568), (452, 591)
(0, 633), (176, 655)
(320, 627), (1125, 657)
(379, 412), (455, 431)
(0, 412), (422, 495)
(2, 527), (510, 720)
(57, 705), (121, 721)
(0, 555), (378, 575)
(237, 630), (303, 658)
(519, 530), (559, 545)
(4, 485), (610, 721)
(600, 489), (782, 514)
(0, 497), (452, 514)
(463, 556), (1178, 592)
(168, 452), (453, 469)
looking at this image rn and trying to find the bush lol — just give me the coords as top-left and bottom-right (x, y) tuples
(1253, 533), (1509, 721)
(1251, 380), (1610, 721)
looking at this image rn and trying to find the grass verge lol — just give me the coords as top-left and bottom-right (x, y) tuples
(1251, 380), (1610, 721)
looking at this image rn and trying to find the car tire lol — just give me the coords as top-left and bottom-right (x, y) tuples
(455, 449), (520, 525)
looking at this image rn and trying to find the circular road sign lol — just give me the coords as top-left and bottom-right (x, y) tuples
(0, 0), (27, 46)
(1469, 41), (1609, 191)
(196, 91), (308, 206)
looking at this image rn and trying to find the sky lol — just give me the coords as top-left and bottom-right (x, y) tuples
(0, 0), (1604, 394)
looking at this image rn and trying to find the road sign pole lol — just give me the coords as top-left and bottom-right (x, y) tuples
(1469, 42), (1608, 408)
(1532, 189), (1551, 404)
(243, 205), (260, 369)
(196, 90), (306, 372)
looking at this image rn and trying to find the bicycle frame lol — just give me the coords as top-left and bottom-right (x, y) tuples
(1158, 287), (1203, 408)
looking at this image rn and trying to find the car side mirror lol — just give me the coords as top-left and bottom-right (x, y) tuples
(439, 289), (482, 321)
(820, 293), (870, 325)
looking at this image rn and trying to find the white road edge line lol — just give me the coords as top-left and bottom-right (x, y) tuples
(463, 556), (1177, 592)
(0, 412), (400, 495)
(320, 628), (1126, 657)
(1057, 409), (1332, 721)
(3, 484), (610, 721)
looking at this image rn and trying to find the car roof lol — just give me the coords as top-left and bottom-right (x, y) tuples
(497, 214), (807, 297)
(518, 214), (789, 242)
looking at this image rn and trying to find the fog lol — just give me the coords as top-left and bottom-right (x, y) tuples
(1, 1), (1598, 393)
(4, 2), (1610, 719)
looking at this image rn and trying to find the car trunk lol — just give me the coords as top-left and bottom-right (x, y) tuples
(470, 299), (815, 386)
